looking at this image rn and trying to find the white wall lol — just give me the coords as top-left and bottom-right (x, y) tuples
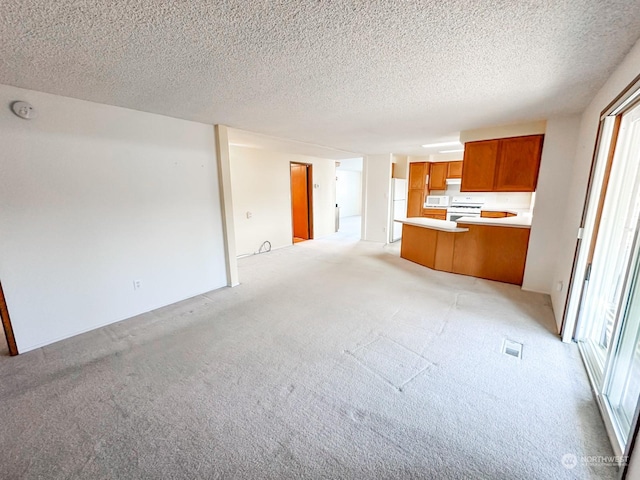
(460, 120), (547, 143)
(552, 39), (640, 330)
(391, 154), (408, 179)
(336, 170), (362, 217)
(436, 185), (532, 208)
(429, 153), (463, 162)
(228, 146), (336, 255)
(522, 116), (581, 297)
(362, 154), (392, 242)
(0, 84), (228, 353)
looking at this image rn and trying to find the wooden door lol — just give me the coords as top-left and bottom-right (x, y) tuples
(290, 163), (310, 240)
(494, 135), (544, 192)
(447, 161), (463, 178)
(429, 163), (448, 190)
(0, 282), (18, 356)
(461, 140), (499, 191)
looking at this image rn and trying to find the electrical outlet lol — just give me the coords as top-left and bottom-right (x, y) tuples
(133, 279), (142, 290)
(556, 281), (563, 292)
(246, 211), (252, 219)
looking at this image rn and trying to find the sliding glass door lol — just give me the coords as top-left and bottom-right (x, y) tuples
(575, 100), (640, 455)
(605, 257), (640, 447)
(577, 103), (640, 382)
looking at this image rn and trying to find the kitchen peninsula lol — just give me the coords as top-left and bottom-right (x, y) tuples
(399, 215), (531, 285)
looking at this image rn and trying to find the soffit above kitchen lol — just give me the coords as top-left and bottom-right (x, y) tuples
(2, 1), (639, 155)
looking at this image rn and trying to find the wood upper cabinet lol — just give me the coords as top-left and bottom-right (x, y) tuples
(494, 135), (544, 192)
(409, 162), (427, 189)
(461, 140), (499, 192)
(407, 162), (429, 217)
(447, 161), (463, 178)
(461, 135), (544, 192)
(429, 162), (448, 190)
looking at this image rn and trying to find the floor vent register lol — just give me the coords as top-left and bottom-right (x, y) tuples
(502, 339), (523, 359)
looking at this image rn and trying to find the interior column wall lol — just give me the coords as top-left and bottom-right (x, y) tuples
(522, 115), (581, 299)
(362, 154), (392, 243)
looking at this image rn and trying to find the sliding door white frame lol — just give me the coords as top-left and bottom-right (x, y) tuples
(561, 77), (640, 468)
(562, 75), (640, 343)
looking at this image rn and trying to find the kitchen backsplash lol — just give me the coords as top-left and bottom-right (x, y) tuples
(431, 184), (533, 209)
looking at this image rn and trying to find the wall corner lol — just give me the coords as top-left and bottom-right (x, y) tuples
(214, 125), (240, 287)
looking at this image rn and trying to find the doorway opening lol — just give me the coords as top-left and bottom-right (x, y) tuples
(0, 281), (18, 356)
(335, 158), (363, 239)
(290, 162), (313, 243)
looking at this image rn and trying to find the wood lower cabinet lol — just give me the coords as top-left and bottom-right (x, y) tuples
(400, 223), (530, 285)
(453, 224), (530, 285)
(407, 189), (425, 217)
(461, 135), (543, 192)
(461, 140), (499, 191)
(480, 211), (517, 218)
(422, 208), (447, 220)
(400, 225), (456, 273)
(447, 161), (463, 178)
(429, 162), (448, 190)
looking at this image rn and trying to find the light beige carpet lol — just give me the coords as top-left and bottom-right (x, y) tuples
(0, 219), (616, 479)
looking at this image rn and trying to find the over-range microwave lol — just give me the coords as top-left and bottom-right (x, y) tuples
(424, 195), (450, 208)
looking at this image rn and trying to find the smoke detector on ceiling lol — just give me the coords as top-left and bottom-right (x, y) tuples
(11, 101), (36, 120)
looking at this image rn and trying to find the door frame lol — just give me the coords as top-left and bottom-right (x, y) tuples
(0, 282), (18, 356)
(290, 162), (314, 241)
(562, 74), (640, 342)
(561, 116), (622, 344)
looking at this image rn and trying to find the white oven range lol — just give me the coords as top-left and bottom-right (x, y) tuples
(447, 196), (485, 222)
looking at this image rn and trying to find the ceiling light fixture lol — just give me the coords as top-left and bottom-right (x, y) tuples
(438, 149), (465, 153)
(421, 141), (461, 148)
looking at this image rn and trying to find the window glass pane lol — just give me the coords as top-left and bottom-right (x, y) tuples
(605, 256), (640, 444)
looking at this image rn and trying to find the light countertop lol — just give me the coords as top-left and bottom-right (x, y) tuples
(395, 217), (469, 233)
(396, 213), (532, 230)
(456, 214), (532, 228)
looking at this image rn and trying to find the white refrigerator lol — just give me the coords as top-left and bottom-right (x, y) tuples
(390, 178), (407, 243)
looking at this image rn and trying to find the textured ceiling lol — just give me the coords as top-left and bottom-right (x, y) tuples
(2, 1), (640, 155)
(228, 127), (360, 160)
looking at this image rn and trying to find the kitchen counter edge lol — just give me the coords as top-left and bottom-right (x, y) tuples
(396, 218), (469, 233)
(456, 216), (532, 228)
